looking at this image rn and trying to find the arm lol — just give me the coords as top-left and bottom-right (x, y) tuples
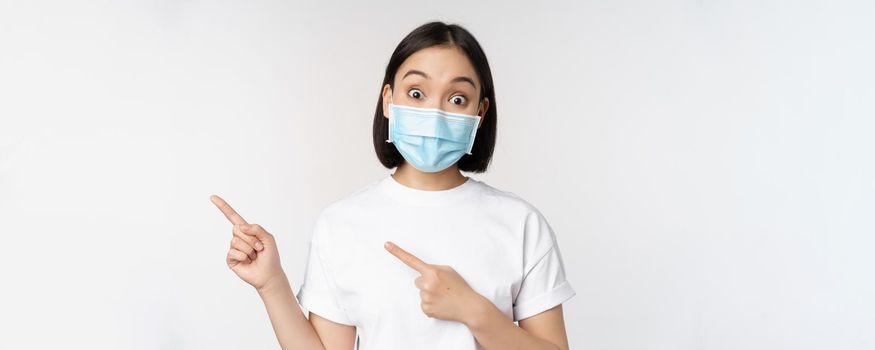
(383, 242), (570, 350)
(464, 295), (569, 350)
(257, 272), (357, 350)
(209, 196), (356, 349)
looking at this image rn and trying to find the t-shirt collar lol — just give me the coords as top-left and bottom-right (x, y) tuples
(378, 173), (479, 206)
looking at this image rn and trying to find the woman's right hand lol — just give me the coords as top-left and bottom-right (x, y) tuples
(210, 194), (286, 293)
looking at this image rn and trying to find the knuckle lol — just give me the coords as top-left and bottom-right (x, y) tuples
(421, 303), (434, 317)
(232, 239), (245, 251)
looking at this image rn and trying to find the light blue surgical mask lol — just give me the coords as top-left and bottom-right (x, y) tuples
(386, 94), (482, 173)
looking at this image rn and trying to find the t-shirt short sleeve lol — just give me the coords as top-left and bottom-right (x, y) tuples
(294, 215), (354, 326)
(513, 209), (576, 322)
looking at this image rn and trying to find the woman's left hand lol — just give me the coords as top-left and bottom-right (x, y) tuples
(384, 241), (486, 325)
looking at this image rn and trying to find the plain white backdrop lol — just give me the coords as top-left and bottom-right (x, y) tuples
(1, 0), (873, 349)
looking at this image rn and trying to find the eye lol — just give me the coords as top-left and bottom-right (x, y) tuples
(450, 95), (467, 105)
(407, 88), (424, 99)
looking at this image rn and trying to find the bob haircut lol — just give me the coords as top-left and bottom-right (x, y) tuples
(372, 21), (497, 173)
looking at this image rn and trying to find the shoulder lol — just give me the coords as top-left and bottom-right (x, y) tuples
(472, 180), (559, 262)
(471, 179), (550, 221)
(315, 178), (386, 221)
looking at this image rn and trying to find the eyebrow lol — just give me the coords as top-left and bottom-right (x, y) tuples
(401, 69), (477, 89)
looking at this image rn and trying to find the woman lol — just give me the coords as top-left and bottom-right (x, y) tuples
(211, 21), (575, 349)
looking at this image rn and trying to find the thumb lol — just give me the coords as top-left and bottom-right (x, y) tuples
(241, 224), (274, 243)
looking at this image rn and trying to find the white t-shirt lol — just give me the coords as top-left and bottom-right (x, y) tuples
(295, 174), (575, 349)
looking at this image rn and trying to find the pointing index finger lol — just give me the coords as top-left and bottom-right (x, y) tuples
(384, 241), (429, 273)
(210, 194), (248, 225)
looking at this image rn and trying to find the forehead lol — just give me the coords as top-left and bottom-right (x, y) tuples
(395, 45), (479, 87)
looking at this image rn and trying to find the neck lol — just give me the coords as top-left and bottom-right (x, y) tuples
(391, 163), (468, 191)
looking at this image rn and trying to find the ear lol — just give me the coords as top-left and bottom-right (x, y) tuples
(476, 97), (490, 128)
(382, 84), (392, 119)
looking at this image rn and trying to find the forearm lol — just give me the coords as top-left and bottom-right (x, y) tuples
(463, 295), (562, 350)
(257, 273), (325, 350)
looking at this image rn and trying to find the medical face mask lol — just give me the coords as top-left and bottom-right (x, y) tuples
(385, 93), (482, 173)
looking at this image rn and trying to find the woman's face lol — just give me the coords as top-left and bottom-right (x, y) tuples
(382, 45), (489, 119)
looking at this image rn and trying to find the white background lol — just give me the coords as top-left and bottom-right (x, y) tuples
(1, 0), (873, 349)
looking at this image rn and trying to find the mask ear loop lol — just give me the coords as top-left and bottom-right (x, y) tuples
(463, 100), (484, 155)
(386, 88), (395, 144)
(470, 99), (485, 130)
